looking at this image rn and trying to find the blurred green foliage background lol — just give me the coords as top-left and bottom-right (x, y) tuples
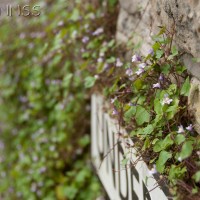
(0, 0), (114, 199)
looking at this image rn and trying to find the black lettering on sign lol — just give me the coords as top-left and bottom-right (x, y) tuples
(96, 107), (104, 160)
(143, 181), (151, 200)
(118, 144), (129, 200)
(131, 167), (139, 200)
(104, 116), (116, 187)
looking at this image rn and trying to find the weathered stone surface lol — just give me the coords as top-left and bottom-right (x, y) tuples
(119, 0), (148, 15)
(189, 77), (200, 134)
(182, 54), (200, 80)
(116, 0), (200, 79)
(151, 0), (200, 58)
(116, 1), (152, 55)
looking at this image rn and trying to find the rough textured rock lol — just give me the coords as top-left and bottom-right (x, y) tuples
(152, 0), (200, 58)
(189, 78), (200, 134)
(116, 0), (200, 79)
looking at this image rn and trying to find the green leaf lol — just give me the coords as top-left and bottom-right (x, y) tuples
(181, 77), (190, 96)
(169, 165), (187, 184)
(135, 106), (150, 126)
(156, 50), (164, 59)
(121, 158), (129, 166)
(152, 42), (161, 51)
(106, 57), (116, 63)
(142, 138), (150, 150)
(84, 76), (96, 88)
(134, 79), (143, 90)
(153, 134), (174, 152)
(175, 134), (185, 145)
(171, 46), (178, 56)
(192, 171), (200, 183)
(154, 98), (163, 115)
(179, 141), (193, 160)
(142, 124), (154, 135)
(156, 150), (172, 173)
(161, 64), (171, 74)
(124, 106), (136, 122)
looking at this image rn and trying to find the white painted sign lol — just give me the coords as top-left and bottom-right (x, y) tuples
(91, 94), (169, 200)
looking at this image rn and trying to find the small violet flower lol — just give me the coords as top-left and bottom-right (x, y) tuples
(97, 57), (103, 63)
(153, 82), (161, 89)
(82, 36), (89, 43)
(99, 52), (104, 57)
(135, 68), (144, 76)
(177, 125), (185, 134)
(186, 124), (193, 131)
(132, 54), (141, 62)
(111, 97), (117, 104)
(116, 58), (123, 67)
(159, 74), (164, 81)
(126, 68), (133, 76)
(148, 164), (157, 175)
(138, 63), (147, 69)
(92, 27), (104, 36)
(112, 108), (118, 115)
(147, 48), (154, 56)
(161, 94), (173, 105)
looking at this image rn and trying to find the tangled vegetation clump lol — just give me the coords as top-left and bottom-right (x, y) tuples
(86, 27), (200, 199)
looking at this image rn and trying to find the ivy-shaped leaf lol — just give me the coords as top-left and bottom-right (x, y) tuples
(84, 76), (96, 88)
(153, 134), (174, 152)
(179, 141), (193, 160)
(181, 77), (190, 96)
(156, 150), (172, 173)
(135, 106), (150, 126)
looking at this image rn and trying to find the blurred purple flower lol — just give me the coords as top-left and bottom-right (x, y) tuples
(153, 82), (161, 89)
(138, 63), (147, 69)
(177, 125), (185, 134)
(135, 68), (144, 75)
(132, 54), (141, 62)
(161, 94), (173, 105)
(126, 68), (133, 76)
(82, 36), (89, 43)
(116, 58), (123, 67)
(186, 124), (193, 131)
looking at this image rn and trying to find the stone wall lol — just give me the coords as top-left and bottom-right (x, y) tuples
(116, 0), (200, 134)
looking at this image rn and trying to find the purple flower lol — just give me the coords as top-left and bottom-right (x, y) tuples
(92, 27), (104, 36)
(135, 68), (144, 75)
(177, 125), (185, 134)
(116, 58), (123, 67)
(159, 74), (164, 81)
(147, 48), (154, 56)
(126, 68), (133, 76)
(99, 52), (104, 57)
(97, 57), (103, 63)
(112, 108), (118, 115)
(186, 124), (193, 131)
(138, 63), (147, 69)
(153, 83), (161, 89)
(111, 97), (117, 104)
(161, 94), (173, 105)
(82, 36), (89, 43)
(58, 21), (64, 26)
(103, 63), (109, 70)
(132, 54), (141, 62)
